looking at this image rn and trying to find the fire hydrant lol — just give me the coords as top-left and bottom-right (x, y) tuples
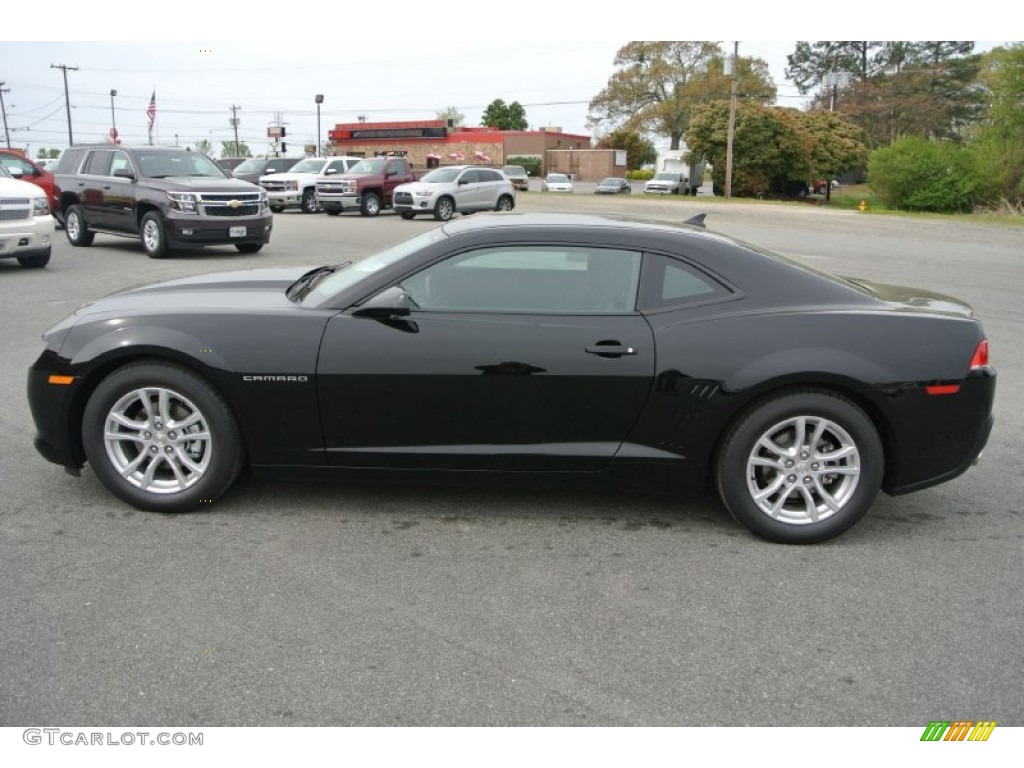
(858, 200), (868, 212)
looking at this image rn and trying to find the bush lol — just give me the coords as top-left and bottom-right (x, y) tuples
(626, 169), (654, 181)
(506, 156), (542, 177)
(868, 137), (980, 213)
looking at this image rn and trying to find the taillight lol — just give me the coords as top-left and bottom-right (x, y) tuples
(969, 339), (989, 369)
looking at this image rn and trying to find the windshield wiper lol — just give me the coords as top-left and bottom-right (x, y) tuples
(286, 262), (351, 302)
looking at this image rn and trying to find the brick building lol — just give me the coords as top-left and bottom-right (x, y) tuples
(325, 120), (625, 180)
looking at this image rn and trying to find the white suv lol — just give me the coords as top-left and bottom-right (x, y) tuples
(0, 165), (55, 268)
(393, 166), (515, 221)
(260, 156), (360, 213)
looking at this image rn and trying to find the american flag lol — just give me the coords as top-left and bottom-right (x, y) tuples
(146, 91), (156, 128)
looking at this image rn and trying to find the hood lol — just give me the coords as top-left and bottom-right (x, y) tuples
(144, 177), (263, 193)
(71, 267), (314, 318)
(394, 180), (446, 194)
(845, 278), (975, 318)
(261, 171), (318, 183)
(0, 177), (47, 198)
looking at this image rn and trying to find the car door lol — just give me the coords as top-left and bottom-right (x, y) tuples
(382, 159), (407, 202)
(477, 169), (503, 208)
(454, 168), (483, 210)
(101, 150), (137, 232)
(316, 244), (655, 471)
(78, 150), (115, 228)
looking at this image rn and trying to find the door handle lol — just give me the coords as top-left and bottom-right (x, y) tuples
(585, 343), (638, 358)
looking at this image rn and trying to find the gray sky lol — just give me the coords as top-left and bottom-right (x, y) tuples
(2, 5), (1008, 158)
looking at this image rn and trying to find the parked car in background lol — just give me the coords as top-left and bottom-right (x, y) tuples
(813, 179), (841, 195)
(316, 156), (420, 216)
(216, 158), (247, 173)
(231, 157), (301, 186)
(501, 165), (529, 191)
(53, 144), (272, 258)
(260, 156), (361, 214)
(594, 177), (632, 195)
(541, 173), (573, 192)
(644, 171), (684, 195)
(393, 165), (515, 221)
(36, 157), (61, 172)
(0, 164), (54, 268)
(0, 149), (58, 213)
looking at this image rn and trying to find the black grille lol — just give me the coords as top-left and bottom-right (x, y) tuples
(395, 192), (413, 204)
(203, 204), (261, 217)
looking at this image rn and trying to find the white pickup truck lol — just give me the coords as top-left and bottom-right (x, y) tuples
(259, 156), (360, 213)
(0, 166), (55, 268)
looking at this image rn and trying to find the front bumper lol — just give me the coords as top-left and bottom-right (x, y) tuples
(0, 216), (55, 258)
(266, 191), (303, 207)
(164, 212), (273, 247)
(317, 192), (359, 210)
(393, 193), (439, 212)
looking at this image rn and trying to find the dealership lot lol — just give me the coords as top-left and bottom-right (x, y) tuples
(1, 196), (1021, 725)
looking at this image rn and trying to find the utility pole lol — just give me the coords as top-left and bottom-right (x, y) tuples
(230, 105), (241, 156)
(0, 82), (10, 149)
(724, 41), (739, 200)
(50, 64), (78, 146)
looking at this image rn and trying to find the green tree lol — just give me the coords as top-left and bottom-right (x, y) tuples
(595, 129), (656, 170)
(221, 141), (251, 158)
(785, 42), (887, 94)
(436, 105), (465, 128)
(37, 148), (61, 159)
(971, 44), (1024, 204)
(687, 103), (866, 198)
(194, 138), (214, 157)
(868, 136), (979, 212)
(480, 99), (528, 130)
(588, 41), (775, 150)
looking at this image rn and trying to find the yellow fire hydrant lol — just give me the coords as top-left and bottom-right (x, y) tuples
(858, 200), (868, 212)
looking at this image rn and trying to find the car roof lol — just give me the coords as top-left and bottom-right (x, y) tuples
(440, 212), (725, 242)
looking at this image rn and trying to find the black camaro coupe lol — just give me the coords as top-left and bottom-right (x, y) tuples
(28, 214), (995, 543)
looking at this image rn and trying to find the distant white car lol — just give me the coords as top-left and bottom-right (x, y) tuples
(541, 173), (573, 192)
(36, 158), (61, 171)
(0, 165), (55, 268)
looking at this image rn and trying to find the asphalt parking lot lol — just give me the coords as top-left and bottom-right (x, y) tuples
(1, 193), (1022, 726)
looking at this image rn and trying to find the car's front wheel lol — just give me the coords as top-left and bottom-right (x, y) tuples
(715, 390), (883, 544)
(65, 205), (94, 247)
(17, 247), (51, 268)
(82, 362), (244, 513)
(433, 197), (455, 221)
(235, 243), (263, 254)
(301, 189), (320, 214)
(140, 212), (169, 259)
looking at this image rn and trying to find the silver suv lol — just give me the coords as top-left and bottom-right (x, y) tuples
(393, 166), (515, 221)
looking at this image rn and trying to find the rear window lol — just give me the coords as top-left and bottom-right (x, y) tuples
(55, 148), (86, 174)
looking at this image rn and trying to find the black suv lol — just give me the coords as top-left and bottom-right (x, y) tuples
(231, 156), (300, 186)
(54, 145), (273, 258)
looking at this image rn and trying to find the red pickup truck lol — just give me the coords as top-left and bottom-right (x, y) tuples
(0, 149), (58, 214)
(315, 156), (422, 216)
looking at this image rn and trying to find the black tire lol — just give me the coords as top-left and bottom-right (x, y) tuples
(324, 208), (341, 216)
(82, 362), (244, 513)
(140, 211), (170, 259)
(360, 192), (382, 217)
(495, 194), (514, 212)
(433, 196), (455, 221)
(399, 212), (416, 220)
(235, 243), (263, 254)
(17, 247), (51, 268)
(64, 205), (94, 247)
(715, 390), (883, 544)
(270, 205), (284, 213)
(301, 188), (320, 214)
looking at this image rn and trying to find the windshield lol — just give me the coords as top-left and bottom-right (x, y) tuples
(233, 159), (263, 174)
(654, 172), (679, 180)
(600, 178), (619, 185)
(547, 174), (569, 182)
(304, 228), (449, 305)
(348, 159), (388, 175)
(420, 168), (461, 183)
(136, 151), (225, 178)
(503, 166), (526, 175)
(288, 159), (327, 174)
(266, 158), (298, 172)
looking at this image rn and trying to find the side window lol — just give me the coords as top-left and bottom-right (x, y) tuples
(480, 170), (501, 182)
(109, 151), (132, 176)
(83, 151), (113, 177)
(55, 149), (85, 174)
(385, 162), (402, 176)
(327, 160), (347, 174)
(639, 253), (732, 311)
(0, 154), (35, 176)
(460, 169), (480, 184)
(400, 246), (642, 314)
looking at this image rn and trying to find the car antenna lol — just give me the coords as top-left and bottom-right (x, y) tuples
(683, 214), (707, 229)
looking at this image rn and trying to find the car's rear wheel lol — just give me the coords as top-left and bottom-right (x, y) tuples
(495, 195), (514, 212)
(360, 192), (382, 217)
(433, 197), (454, 221)
(82, 362), (244, 513)
(716, 390), (883, 544)
(141, 212), (169, 259)
(65, 205), (94, 247)
(17, 247), (51, 268)
(301, 189), (319, 214)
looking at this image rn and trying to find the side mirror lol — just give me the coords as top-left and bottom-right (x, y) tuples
(352, 286), (413, 318)
(113, 168), (135, 180)
(8, 167), (24, 179)
(458, 177), (469, 185)
(265, 168), (277, 175)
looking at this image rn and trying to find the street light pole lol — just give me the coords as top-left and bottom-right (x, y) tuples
(724, 41), (739, 200)
(315, 94), (324, 157)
